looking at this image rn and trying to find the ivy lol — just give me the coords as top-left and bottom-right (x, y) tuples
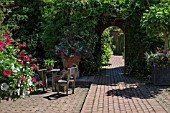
(1, 0), (168, 77)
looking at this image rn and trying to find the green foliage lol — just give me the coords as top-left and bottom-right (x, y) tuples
(141, 2), (170, 38)
(12, 0), (45, 58)
(44, 59), (55, 66)
(101, 27), (113, 65)
(141, 2), (170, 51)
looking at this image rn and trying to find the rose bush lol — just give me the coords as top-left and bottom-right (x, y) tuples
(0, 33), (42, 101)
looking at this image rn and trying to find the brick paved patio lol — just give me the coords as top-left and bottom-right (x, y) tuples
(0, 55), (169, 113)
(0, 87), (89, 113)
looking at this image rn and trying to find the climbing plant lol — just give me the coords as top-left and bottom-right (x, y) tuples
(2, 0), (168, 77)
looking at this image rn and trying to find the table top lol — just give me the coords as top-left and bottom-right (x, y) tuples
(38, 69), (60, 72)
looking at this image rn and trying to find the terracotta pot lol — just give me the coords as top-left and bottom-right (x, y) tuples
(73, 53), (81, 65)
(62, 57), (73, 69)
(46, 65), (54, 70)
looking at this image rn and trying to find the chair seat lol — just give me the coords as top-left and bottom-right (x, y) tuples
(58, 79), (67, 83)
(70, 76), (74, 79)
(69, 79), (74, 82)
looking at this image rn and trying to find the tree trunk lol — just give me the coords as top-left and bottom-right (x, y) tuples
(164, 32), (169, 51)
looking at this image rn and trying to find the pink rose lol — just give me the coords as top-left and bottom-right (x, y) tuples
(23, 42), (26, 47)
(21, 75), (25, 80)
(32, 77), (37, 83)
(17, 80), (21, 86)
(25, 55), (30, 62)
(4, 33), (11, 44)
(0, 40), (5, 50)
(31, 63), (35, 69)
(39, 81), (43, 86)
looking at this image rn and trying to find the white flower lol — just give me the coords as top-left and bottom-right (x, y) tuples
(12, 67), (20, 73)
(16, 67), (20, 72)
(1, 83), (9, 91)
(22, 88), (26, 98)
(17, 88), (20, 96)
(28, 78), (33, 86)
(11, 63), (15, 70)
(9, 90), (14, 96)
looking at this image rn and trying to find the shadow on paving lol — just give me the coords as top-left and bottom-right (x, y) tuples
(95, 66), (170, 99)
(30, 83), (91, 101)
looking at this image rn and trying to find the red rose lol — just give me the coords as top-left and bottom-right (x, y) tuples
(18, 43), (22, 48)
(19, 52), (25, 57)
(3, 70), (12, 76)
(4, 33), (9, 39)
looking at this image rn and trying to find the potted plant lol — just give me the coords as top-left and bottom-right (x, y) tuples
(55, 40), (91, 69)
(145, 48), (170, 85)
(44, 59), (56, 70)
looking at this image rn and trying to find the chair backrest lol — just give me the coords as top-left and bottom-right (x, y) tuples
(59, 70), (70, 82)
(68, 66), (78, 81)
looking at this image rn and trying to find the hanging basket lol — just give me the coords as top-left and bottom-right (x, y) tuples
(73, 53), (81, 66)
(62, 57), (73, 69)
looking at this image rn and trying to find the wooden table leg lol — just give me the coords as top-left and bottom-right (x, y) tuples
(52, 72), (55, 91)
(40, 71), (45, 91)
(44, 73), (48, 90)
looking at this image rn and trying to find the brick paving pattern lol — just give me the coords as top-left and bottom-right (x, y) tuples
(81, 55), (170, 113)
(0, 87), (89, 113)
(0, 55), (169, 113)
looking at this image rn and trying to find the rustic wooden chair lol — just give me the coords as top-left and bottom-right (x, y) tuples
(68, 65), (78, 94)
(55, 65), (78, 95)
(55, 70), (70, 95)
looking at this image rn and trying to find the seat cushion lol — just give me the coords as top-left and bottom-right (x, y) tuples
(58, 79), (67, 83)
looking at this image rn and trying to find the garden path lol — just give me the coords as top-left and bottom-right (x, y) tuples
(81, 55), (169, 113)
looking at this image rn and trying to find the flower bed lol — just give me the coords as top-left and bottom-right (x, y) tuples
(0, 33), (42, 101)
